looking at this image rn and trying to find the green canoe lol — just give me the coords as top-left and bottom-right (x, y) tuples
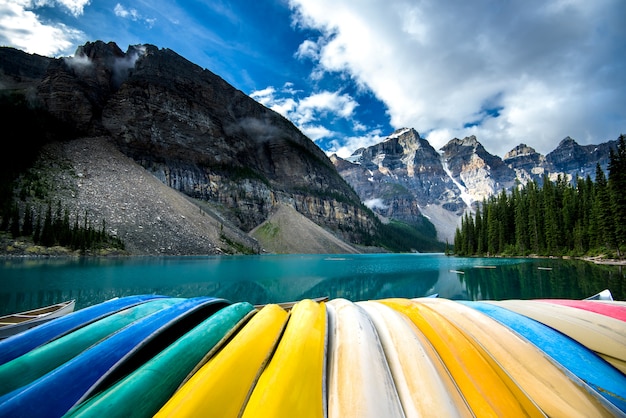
(64, 301), (256, 418)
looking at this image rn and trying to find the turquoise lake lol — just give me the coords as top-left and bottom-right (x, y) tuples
(0, 254), (623, 315)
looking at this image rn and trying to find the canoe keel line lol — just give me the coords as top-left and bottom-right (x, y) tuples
(0, 294), (624, 418)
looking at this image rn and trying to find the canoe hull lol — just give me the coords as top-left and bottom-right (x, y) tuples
(326, 299), (404, 418)
(0, 300), (76, 340)
(463, 300), (626, 413)
(241, 299), (327, 418)
(0, 297), (229, 418)
(66, 302), (255, 418)
(0, 295), (167, 366)
(155, 304), (289, 418)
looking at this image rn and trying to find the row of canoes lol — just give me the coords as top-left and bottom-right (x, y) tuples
(0, 294), (624, 417)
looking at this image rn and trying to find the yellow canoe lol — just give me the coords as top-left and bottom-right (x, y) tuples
(326, 299), (404, 418)
(420, 298), (621, 417)
(380, 298), (545, 417)
(357, 301), (473, 418)
(154, 304), (289, 418)
(489, 300), (626, 374)
(241, 299), (327, 418)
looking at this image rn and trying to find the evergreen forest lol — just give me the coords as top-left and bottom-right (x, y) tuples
(454, 135), (626, 258)
(0, 200), (125, 254)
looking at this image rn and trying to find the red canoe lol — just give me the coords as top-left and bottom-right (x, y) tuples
(536, 299), (626, 322)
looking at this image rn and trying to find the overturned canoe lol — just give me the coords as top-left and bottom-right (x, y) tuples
(65, 302), (254, 418)
(155, 304), (289, 418)
(357, 301), (473, 418)
(535, 299), (626, 322)
(326, 299), (404, 418)
(241, 299), (327, 418)
(0, 300), (76, 340)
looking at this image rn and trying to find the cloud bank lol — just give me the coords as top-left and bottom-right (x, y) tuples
(287, 0), (626, 156)
(0, 0), (86, 56)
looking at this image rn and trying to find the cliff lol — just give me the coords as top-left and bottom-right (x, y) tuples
(0, 41), (379, 254)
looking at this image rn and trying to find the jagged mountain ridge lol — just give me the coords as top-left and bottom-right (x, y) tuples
(2, 41), (617, 253)
(333, 128), (619, 242)
(1, 41), (380, 254)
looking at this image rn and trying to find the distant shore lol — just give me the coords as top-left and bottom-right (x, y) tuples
(580, 256), (626, 266)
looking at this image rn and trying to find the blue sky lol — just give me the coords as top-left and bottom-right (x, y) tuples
(1, 0), (625, 158)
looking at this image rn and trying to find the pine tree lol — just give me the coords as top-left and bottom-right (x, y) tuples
(9, 203), (20, 238)
(486, 200), (497, 255)
(475, 205), (484, 254)
(543, 176), (560, 254)
(608, 135), (626, 256)
(22, 204), (33, 237)
(33, 210), (42, 244)
(527, 180), (542, 254)
(40, 202), (55, 247)
(594, 164), (616, 253)
(514, 185), (529, 254)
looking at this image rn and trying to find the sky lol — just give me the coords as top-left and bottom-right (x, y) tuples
(1, 0), (625, 158)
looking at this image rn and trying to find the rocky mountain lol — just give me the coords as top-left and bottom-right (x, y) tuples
(333, 129), (619, 242)
(2, 41), (617, 254)
(1, 41), (384, 255)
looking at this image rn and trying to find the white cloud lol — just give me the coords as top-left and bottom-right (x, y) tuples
(114, 3), (156, 27)
(301, 125), (332, 141)
(0, 0), (85, 56)
(114, 3), (137, 19)
(295, 39), (319, 60)
(250, 84), (360, 144)
(364, 198), (388, 210)
(297, 91), (358, 123)
(288, 0), (626, 156)
(56, 0), (90, 17)
(328, 129), (385, 159)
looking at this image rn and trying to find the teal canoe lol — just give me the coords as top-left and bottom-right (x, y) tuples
(0, 298), (182, 397)
(65, 302), (255, 418)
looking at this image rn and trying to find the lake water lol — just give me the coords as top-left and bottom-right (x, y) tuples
(0, 254), (623, 315)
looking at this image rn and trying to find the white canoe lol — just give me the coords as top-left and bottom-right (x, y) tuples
(326, 299), (405, 418)
(357, 301), (473, 418)
(0, 300), (76, 340)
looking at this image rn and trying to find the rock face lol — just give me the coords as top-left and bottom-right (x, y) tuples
(1, 41), (376, 253)
(334, 129), (619, 242)
(337, 128), (459, 228)
(545, 136), (617, 180)
(440, 135), (516, 203)
(503, 144), (547, 183)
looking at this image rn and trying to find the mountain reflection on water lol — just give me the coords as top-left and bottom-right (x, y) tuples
(0, 254), (623, 315)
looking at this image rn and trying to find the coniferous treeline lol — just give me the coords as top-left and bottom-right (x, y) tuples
(0, 200), (125, 253)
(455, 135), (626, 258)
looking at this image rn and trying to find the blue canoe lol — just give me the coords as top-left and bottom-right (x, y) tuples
(462, 300), (626, 413)
(0, 295), (167, 366)
(0, 297), (229, 418)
